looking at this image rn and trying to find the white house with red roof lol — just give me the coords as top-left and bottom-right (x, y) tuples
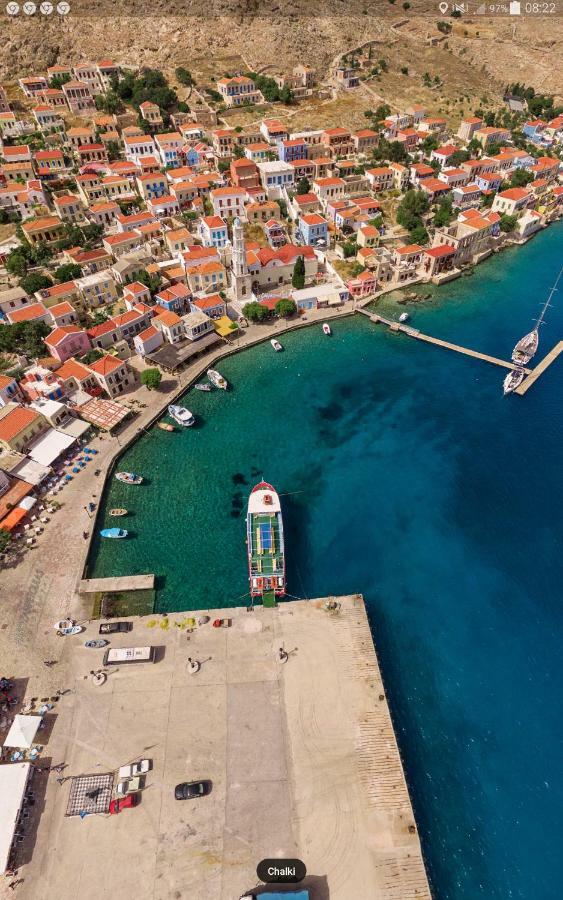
(124, 135), (157, 164)
(210, 186), (246, 220)
(123, 282), (152, 308)
(87, 354), (135, 398)
(133, 324), (164, 358)
(190, 293), (227, 320)
(491, 187), (532, 216)
(246, 244), (318, 292)
(199, 215), (229, 249)
(48, 301), (78, 328)
(6, 302), (51, 326)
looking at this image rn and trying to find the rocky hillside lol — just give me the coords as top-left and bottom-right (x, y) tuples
(2, 2), (561, 102)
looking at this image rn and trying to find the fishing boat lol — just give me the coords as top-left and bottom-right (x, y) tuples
(100, 528), (128, 539)
(85, 639), (109, 649)
(503, 367), (526, 395)
(399, 312), (410, 323)
(270, 339), (283, 352)
(246, 481), (286, 607)
(115, 472), (143, 485)
(207, 368), (228, 390)
(109, 508), (128, 517)
(322, 323), (331, 335)
(158, 422), (175, 432)
(511, 329), (538, 366)
(168, 404), (195, 427)
(194, 383), (212, 392)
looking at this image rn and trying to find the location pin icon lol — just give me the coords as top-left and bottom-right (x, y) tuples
(439, 1), (449, 11)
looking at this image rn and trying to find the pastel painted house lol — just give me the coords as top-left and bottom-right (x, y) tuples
(44, 325), (91, 363)
(0, 374), (23, 408)
(298, 213), (328, 246)
(87, 355), (135, 398)
(199, 215), (229, 249)
(133, 324), (164, 358)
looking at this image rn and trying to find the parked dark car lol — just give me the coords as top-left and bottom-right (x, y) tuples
(99, 621), (133, 635)
(174, 781), (211, 800)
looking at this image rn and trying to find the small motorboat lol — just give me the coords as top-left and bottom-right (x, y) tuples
(100, 528), (128, 539)
(109, 508), (128, 517)
(168, 404), (195, 427)
(271, 339), (283, 352)
(322, 323), (331, 336)
(194, 383), (212, 392)
(115, 472), (143, 484)
(158, 422), (175, 432)
(399, 312), (410, 323)
(85, 639), (109, 649)
(207, 368), (228, 390)
(55, 619), (83, 636)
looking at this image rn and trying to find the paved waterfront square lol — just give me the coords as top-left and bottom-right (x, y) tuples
(8, 597), (429, 900)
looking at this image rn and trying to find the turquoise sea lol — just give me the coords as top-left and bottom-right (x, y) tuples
(89, 222), (563, 899)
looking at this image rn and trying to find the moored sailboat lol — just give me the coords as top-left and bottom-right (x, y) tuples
(503, 367), (526, 395)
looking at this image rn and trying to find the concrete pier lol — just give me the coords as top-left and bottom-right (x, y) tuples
(367, 313), (529, 372)
(21, 595), (431, 900)
(515, 340), (563, 395)
(78, 573), (155, 593)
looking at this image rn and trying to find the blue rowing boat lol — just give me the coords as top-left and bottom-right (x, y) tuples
(100, 528), (128, 539)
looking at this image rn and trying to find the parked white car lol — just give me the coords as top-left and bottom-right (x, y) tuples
(118, 759), (150, 779)
(115, 776), (142, 797)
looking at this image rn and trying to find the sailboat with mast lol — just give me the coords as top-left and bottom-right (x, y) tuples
(505, 266), (563, 393)
(512, 265), (562, 365)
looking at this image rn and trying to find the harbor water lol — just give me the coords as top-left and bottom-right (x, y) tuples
(89, 221), (563, 899)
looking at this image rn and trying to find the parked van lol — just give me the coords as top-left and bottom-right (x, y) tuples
(102, 646), (156, 665)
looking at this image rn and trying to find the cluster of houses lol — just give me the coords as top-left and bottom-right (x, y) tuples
(0, 62), (562, 534)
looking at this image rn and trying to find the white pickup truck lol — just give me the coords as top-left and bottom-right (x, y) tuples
(118, 759), (150, 779)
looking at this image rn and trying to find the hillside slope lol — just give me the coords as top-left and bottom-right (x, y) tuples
(2, 3), (561, 106)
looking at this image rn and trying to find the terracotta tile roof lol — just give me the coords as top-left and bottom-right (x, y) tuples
(45, 325), (83, 345)
(0, 407), (41, 442)
(9, 303), (48, 323)
(88, 354), (124, 376)
(56, 359), (92, 381)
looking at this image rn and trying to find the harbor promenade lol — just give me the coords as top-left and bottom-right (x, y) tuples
(5, 596), (431, 900)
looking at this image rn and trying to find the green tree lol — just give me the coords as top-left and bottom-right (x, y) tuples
(433, 197), (453, 228)
(374, 103), (391, 120)
(279, 85), (293, 105)
(388, 141), (408, 163)
(409, 225), (429, 244)
(449, 149), (470, 167)
(49, 73), (71, 89)
(422, 135), (439, 154)
(291, 255), (305, 289)
(0, 528), (11, 554)
(510, 168), (534, 188)
(138, 269), (162, 296)
(243, 301), (270, 322)
(19, 273), (52, 295)
(396, 190), (430, 232)
(106, 140), (121, 161)
(275, 298), (297, 318)
(54, 263), (82, 282)
(0, 321), (50, 358)
(175, 67), (195, 87)
(141, 368), (162, 390)
(499, 214), (518, 233)
(5, 249), (29, 278)
(296, 176), (311, 195)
